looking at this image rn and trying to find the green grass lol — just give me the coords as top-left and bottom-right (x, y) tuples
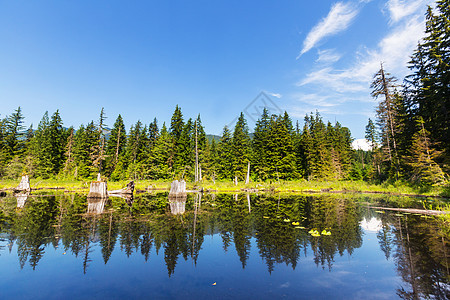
(1, 178), (448, 197)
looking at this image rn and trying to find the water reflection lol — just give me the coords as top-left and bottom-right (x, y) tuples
(360, 217), (382, 232)
(15, 193), (29, 208)
(169, 197), (187, 215)
(0, 192), (448, 299)
(87, 197), (108, 214)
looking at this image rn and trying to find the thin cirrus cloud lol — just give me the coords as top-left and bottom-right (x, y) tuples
(316, 49), (342, 64)
(297, 2), (359, 59)
(386, 0), (430, 24)
(298, 10), (428, 98)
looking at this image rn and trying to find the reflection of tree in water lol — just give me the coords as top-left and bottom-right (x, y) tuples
(385, 214), (450, 299)
(98, 212), (119, 264)
(10, 195), (58, 269)
(1, 190), (450, 299)
(253, 194), (362, 272)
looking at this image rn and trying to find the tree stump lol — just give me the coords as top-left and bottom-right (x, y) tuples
(14, 175), (31, 193)
(169, 180), (187, 198)
(88, 181), (108, 198)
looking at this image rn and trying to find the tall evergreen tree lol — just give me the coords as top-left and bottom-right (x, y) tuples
(217, 126), (233, 180)
(105, 115), (127, 177)
(266, 114), (297, 180)
(169, 105), (185, 173)
(407, 117), (446, 185)
(4, 107), (25, 160)
(148, 123), (171, 179)
(252, 108), (271, 180)
(407, 1), (450, 154)
(232, 113), (251, 181)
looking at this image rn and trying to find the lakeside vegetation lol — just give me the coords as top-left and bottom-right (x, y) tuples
(0, 0), (449, 192)
(1, 178), (449, 199)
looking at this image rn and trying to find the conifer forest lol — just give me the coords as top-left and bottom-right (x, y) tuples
(0, 2), (449, 187)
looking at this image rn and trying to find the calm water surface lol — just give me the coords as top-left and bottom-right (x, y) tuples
(0, 192), (448, 299)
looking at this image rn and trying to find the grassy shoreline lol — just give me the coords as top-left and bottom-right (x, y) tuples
(1, 178), (448, 198)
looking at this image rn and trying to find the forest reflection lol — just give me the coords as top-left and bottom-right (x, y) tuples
(0, 192), (448, 298)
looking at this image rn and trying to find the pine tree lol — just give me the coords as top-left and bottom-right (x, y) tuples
(169, 105), (185, 173)
(62, 127), (75, 178)
(148, 123), (171, 179)
(407, 117), (446, 185)
(231, 113), (251, 180)
(298, 116), (314, 179)
(266, 114), (297, 180)
(252, 108), (270, 180)
(217, 126), (233, 180)
(148, 118), (159, 148)
(407, 2), (450, 154)
(47, 110), (65, 175)
(105, 115), (127, 177)
(125, 120), (148, 179)
(4, 107), (25, 160)
(309, 112), (332, 179)
(365, 118), (381, 180)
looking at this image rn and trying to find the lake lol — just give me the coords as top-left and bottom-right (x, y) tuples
(0, 192), (448, 299)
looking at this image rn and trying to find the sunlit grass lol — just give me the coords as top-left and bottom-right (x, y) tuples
(0, 177), (448, 197)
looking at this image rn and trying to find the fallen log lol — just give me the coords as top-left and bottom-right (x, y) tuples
(108, 181), (134, 196)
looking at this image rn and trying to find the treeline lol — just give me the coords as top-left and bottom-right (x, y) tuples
(361, 1), (449, 185)
(0, 106), (355, 182)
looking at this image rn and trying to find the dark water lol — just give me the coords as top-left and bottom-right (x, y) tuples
(0, 192), (449, 299)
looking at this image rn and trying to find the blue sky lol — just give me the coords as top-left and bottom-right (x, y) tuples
(0, 0), (432, 138)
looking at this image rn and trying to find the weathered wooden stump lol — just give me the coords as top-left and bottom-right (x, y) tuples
(169, 180), (187, 198)
(87, 179), (108, 198)
(14, 175), (31, 193)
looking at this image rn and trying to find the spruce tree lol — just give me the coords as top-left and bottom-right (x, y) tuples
(252, 108), (270, 180)
(217, 126), (233, 180)
(148, 118), (159, 148)
(407, 117), (446, 185)
(4, 107), (25, 160)
(266, 114), (297, 180)
(105, 114), (127, 177)
(407, 1), (450, 154)
(231, 113), (251, 180)
(169, 105), (185, 173)
(148, 123), (171, 179)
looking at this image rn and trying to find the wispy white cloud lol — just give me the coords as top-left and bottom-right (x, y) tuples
(316, 49), (342, 64)
(298, 2), (359, 58)
(298, 14), (426, 95)
(386, 0), (430, 24)
(267, 92), (282, 98)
